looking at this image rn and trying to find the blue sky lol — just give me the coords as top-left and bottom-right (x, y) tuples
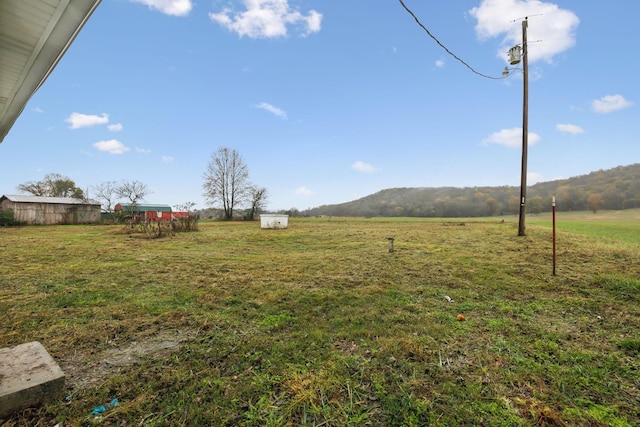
(1, 0), (638, 211)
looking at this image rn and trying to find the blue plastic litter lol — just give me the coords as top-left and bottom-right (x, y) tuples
(91, 398), (119, 415)
(91, 405), (106, 415)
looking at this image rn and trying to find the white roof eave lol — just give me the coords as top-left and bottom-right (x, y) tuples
(0, 0), (101, 143)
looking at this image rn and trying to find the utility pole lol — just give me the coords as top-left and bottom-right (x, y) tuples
(517, 17), (529, 236)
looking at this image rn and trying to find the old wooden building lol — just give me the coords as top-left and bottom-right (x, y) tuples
(0, 195), (101, 225)
(114, 203), (189, 222)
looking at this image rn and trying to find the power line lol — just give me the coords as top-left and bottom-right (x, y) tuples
(397, 0), (507, 80)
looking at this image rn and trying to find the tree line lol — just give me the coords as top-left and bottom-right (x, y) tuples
(16, 158), (638, 220)
(306, 164), (640, 218)
(11, 147), (268, 221)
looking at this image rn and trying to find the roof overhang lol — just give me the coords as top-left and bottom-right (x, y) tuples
(0, 0), (101, 143)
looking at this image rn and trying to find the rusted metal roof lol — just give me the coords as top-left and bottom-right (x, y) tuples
(0, 0), (101, 143)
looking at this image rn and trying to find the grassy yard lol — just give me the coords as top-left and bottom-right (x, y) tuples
(1, 215), (639, 426)
(529, 209), (640, 246)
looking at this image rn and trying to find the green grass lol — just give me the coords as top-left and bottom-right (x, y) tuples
(528, 209), (640, 245)
(1, 216), (640, 426)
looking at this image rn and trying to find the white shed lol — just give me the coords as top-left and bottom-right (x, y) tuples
(260, 214), (289, 229)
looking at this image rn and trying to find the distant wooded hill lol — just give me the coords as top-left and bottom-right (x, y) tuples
(304, 164), (640, 218)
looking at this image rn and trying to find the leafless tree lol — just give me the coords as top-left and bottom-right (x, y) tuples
(17, 180), (47, 196)
(112, 180), (151, 223)
(174, 202), (197, 212)
(246, 186), (268, 220)
(203, 147), (250, 220)
(92, 181), (119, 213)
(116, 180), (151, 207)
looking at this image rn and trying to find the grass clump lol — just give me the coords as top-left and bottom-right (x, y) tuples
(1, 215), (640, 426)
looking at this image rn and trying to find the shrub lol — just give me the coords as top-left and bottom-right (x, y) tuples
(172, 214), (199, 232)
(0, 209), (21, 226)
(121, 215), (200, 239)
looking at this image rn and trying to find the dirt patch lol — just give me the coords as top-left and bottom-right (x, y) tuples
(58, 328), (196, 391)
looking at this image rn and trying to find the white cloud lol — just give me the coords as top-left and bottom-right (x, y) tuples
(591, 94), (633, 114)
(209, 0), (322, 38)
(295, 186), (313, 197)
(136, 147), (152, 154)
(352, 161), (378, 173)
(162, 156), (174, 163)
(555, 123), (584, 135)
(93, 139), (130, 154)
(66, 112), (109, 129)
(33, 107), (44, 113)
(130, 0), (192, 16)
(527, 172), (543, 184)
(108, 123), (123, 132)
(469, 0), (579, 64)
(482, 127), (541, 148)
(435, 59), (445, 68)
(254, 102), (287, 119)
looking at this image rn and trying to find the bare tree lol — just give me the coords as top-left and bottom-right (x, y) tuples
(114, 180), (151, 223)
(17, 173), (84, 199)
(92, 181), (119, 213)
(17, 180), (47, 196)
(116, 180), (151, 207)
(174, 202), (197, 212)
(246, 186), (268, 220)
(203, 147), (250, 220)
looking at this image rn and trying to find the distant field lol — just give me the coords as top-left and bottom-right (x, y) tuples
(528, 208), (640, 245)
(1, 217), (639, 426)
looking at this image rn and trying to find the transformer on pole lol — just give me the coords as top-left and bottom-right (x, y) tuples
(506, 18), (529, 236)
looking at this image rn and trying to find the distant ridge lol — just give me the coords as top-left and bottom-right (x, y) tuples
(304, 164), (640, 218)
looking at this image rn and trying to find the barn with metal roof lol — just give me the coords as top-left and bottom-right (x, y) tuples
(114, 203), (189, 222)
(0, 194), (101, 225)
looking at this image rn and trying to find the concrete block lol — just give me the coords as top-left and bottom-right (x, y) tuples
(0, 341), (65, 418)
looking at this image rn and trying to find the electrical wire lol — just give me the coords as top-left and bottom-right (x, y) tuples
(397, 0), (508, 80)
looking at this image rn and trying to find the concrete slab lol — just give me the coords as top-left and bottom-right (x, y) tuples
(0, 341), (65, 418)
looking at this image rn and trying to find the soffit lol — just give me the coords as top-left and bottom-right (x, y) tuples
(0, 0), (101, 143)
